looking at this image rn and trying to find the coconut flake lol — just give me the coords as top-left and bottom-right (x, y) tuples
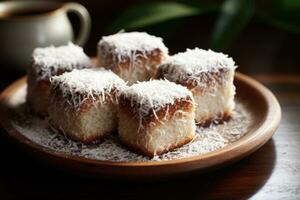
(31, 42), (92, 80)
(158, 48), (237, 87)
(98, 32), (168, 56)
(50, 68), (126, 107)
(121, 79), (193, 119)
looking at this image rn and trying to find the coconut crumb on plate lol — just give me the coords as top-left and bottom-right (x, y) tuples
(9, 83), (253, 162)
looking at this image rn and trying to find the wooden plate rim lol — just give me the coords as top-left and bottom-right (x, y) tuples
(0, 72), (281, 168)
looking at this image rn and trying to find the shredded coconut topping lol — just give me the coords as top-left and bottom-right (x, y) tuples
(50, 68), (126, 107)
(158, 48), (237, 87)
(121, 79), (193, 118)
(98, 32), (169, 56)
(32, 42), (92, 80)
(165, 48), (235, 73)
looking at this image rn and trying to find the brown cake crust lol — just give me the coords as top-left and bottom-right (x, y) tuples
(26, 69), (51, 116)
(98, 46), (167, 84)
(119, 94), (194, 128)
(50, 86), (119, 114)
(26, 67), (82, 116)
(120, 134), (194, 158)
(156, 66), (231, 91)
(156, 63), (235, 126)
(196, 110), (232, 127)
(118, 93), (196, 157)
(48, 87), (119, 143)
(48, 122), (113, 144)
(99, 48), (165, 70)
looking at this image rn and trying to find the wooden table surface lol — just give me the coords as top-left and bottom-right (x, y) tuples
(0, 73), (299, 199)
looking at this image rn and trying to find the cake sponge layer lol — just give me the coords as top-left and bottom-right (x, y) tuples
(118, 79), (196, 157)
(156, 48), (236, 125)
(97, 32), (168, 84)
(48, 68), (126, 143)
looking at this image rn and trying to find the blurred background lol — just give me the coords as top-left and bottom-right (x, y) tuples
(72, 0), (300, 74)
(1, 0), (300, 90)
(0, 1), (299, 199)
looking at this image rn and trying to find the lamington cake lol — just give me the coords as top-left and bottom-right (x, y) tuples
(156, 48), (236, 125)
(26, 42), (91, 116)
(48, 68), (126, 143)
(97, 32), (168, 84)
(118, 80), (196, 157)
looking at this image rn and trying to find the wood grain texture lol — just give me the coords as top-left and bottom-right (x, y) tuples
(0, 73), (298, 199)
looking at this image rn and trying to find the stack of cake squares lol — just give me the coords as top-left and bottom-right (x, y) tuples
(26, 32), (236, 157)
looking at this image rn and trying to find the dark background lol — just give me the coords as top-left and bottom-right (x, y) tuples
(74, 0), (300, 74)
(0, 0), (300, 199)
(1, 0), (300, 90)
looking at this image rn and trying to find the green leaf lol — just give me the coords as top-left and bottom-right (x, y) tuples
(211, 0), (254, 51)
(108, 2), (209, 32)
(269, 0), (300, 31)
(276, 0), (300, 8)
(256, 11), (300, 34)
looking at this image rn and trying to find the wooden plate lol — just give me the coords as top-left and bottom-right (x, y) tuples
(0, 72), (281, 179)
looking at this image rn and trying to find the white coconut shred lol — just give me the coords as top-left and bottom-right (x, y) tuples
(32, 42), (92, 80)
(50, 68), (126, 108)
(158, 48), (237, 88)
(98, 32), (168, 56)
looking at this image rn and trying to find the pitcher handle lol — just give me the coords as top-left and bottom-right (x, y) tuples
(63, 3), (91, 46)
